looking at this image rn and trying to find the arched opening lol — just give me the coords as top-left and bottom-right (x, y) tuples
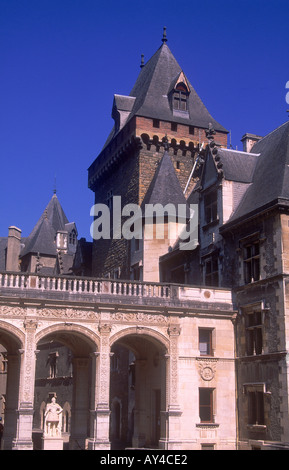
(110, 329), (168, 450)
(34, 327), (98, 450)
(0, 324), (23, 450)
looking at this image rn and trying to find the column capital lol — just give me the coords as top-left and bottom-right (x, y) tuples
(23, 319), (38, 331)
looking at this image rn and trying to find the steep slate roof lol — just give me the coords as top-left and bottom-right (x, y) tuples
(44, 193), (69, 233)
(101, 41), (228, 151)
(20, 193), (69, 257)
(129, 42), (227, 132)
(223, 120), (289, 228)
(20, 214), (57, 257)
(216, 148), (258, 183)
(141, 149), (190, 219)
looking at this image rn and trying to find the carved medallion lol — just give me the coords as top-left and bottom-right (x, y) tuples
(200, 366), (215, 381)
(197, 358), (217, 382)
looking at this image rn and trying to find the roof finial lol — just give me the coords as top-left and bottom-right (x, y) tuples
(53, 175), (57, 195)
(140, 54), (144, 68)
(162, 26), (167, 44)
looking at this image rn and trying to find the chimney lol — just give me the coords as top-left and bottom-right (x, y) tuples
(241, 133), (262, 153)
(56, 230), (68, 252)
(6, 226), (22, 272)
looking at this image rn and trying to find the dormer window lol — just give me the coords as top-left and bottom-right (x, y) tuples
(69, 230), (76, 245)
(173, 83), (189, 111)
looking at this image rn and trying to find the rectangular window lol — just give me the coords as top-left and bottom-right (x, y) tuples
(201, 444), (215, 450)
(173, 91), (188, 111)
(171, 122), (178, 132)
(204, 191), (218, 224)
(199, 388), (214, 423)
(248, 391), (265, 425)
(204, 255), (219, 287)
(246, 310), (263, 355)
(189, 126), (195, 135)
(153, 119), (160, 128)
(199, 329), (213, 356)
(243, 240), (260, 283)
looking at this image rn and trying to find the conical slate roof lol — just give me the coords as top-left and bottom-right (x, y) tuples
(43, 193), (69, 233)
(21, 216), (57, 257)
(20, 193), (69, 257)
(141, 149), (190, 220)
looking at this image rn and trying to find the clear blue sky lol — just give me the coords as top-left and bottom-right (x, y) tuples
(1, 0), (288, 240)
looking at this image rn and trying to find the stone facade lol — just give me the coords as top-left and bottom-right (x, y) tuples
(1, 33), (289, 452)
(0, 274), (236, 450)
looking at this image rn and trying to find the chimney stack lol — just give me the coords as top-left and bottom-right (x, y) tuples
(6, 226), (22, 272)
(241, 133), (262, 153)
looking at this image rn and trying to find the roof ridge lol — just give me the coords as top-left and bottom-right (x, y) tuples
(220, 147), (260, 156)
(251, 120), (289, 148)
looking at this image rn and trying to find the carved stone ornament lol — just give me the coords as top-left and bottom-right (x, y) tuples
(197, 359), (217, 382)
(0, 306), (26, 317)
(168, 325), (181, 336)
(98, 323), (112, 334)
(111, 312), (168, 324)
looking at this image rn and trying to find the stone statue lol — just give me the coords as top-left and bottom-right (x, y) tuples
(44, 397), (63, 437)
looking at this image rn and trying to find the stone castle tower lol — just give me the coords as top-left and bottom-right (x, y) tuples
(88, 29), (228, 280)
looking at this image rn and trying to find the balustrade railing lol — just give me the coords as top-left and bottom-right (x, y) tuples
(0, 272), (171, 300)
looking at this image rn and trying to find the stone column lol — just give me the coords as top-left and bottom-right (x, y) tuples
(13, 320), (38, 450)
(161, 325), (182, 450)
(87, 323), (111, 450)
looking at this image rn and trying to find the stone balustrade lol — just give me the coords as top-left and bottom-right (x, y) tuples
(0, 271), (170, 297)
(0, 272), (234, 312)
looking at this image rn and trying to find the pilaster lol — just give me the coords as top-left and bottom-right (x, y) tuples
(13, 320), (38, 450)
(87, 323), (111, 450)
(160, 324), (182, 450)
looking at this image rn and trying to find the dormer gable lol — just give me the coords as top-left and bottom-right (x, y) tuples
(169, 71), (191, 115)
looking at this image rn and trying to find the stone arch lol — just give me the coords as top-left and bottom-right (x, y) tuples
(34, 323), (99, 450)
(109, 326), (169, 357)
(35, 323), (100, 354)
(0, 320), (24, 351)
(109, 326), (169, 449)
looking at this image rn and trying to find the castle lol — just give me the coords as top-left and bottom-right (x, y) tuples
(0, 30), (289, 450)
